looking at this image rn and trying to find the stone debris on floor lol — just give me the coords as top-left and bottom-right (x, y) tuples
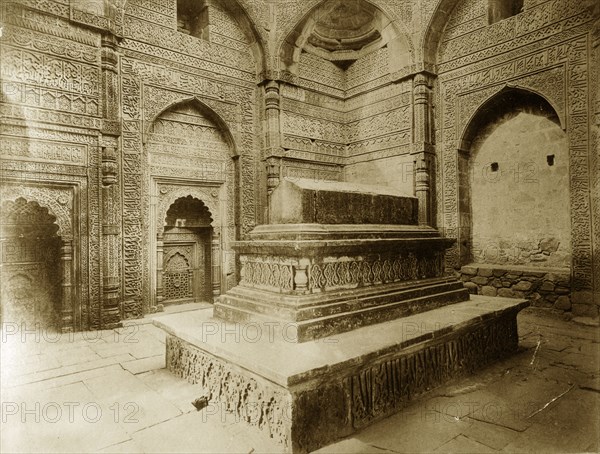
(1, 305), (598, 454)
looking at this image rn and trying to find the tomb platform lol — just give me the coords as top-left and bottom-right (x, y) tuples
(158, 296), (528, 453)
(215, 178), (470, 342)
(159, 178), (528, 452)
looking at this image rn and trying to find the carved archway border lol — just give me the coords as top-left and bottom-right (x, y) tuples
(0, 184), (73, 240)
(156, 185), (221, 237)
(142, 88), (241, 155)
(438, 35), (593, 290)
(457, 77), (567, 151)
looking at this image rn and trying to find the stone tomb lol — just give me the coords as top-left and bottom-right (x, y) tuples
(158, 179), (528, 452)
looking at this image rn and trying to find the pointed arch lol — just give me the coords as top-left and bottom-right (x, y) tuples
(422, 0), (460, 68)
(214, 0), (267, 76)
(145, 96), (239, 156)
(459, 86), (564, 151)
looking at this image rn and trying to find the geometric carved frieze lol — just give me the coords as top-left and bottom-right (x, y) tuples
(0, 136), (88, 166)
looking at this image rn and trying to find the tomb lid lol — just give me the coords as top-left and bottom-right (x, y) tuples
(283, 178), (411, 198)
(270, 178), (418, 225)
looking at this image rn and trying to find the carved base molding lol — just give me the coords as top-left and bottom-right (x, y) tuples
(160, 296), (528, 453)
(215, 223), (469, 342)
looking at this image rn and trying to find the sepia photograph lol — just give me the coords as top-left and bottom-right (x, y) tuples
(0, 0), (599, 452)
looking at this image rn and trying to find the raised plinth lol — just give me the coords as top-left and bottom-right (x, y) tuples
(217, 179), (469, 341)
(157, 296), (529, 453)
(216, 225), (469, 341)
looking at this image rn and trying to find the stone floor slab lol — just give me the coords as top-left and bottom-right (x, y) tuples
(82, 368), (181, 433)
(120, 354), (165, 374)
(433, 434), (496, 453)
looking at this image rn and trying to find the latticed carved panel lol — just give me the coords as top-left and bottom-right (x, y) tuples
(240, 256), (294, 293)
(309, 253), (444, 292)
(164, 252), (192, 300)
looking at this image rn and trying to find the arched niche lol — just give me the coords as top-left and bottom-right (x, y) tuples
(0, 197), (76, 331)
(0, 186), (73, 240)
(158, 196), (216, 304)
(458, 88), (570, 269)
(147, 99), (237, 308)
(145, 96), (239, 155)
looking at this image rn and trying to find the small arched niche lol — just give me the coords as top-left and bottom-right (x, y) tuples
(161, 196), (215, 304)
(458, 89), (570, 269)
(0, 198), (62, 330)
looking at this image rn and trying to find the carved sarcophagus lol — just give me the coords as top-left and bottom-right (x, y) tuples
(215, 178), (470, 342)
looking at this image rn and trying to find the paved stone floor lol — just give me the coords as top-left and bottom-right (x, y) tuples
(1, 305), (598, 453)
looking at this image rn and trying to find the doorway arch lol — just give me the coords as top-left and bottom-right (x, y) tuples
(158, 196), (215, 304)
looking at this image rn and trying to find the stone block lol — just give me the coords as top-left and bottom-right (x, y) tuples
(498, 288), (516, 298)
(513, 281), (533, 292)
(530, 254), (547, 262)
(572, 291), (594, 305)
(479, 268), (494, 277)
(461, 265), (478, 276)
(491, 279), (504, 288)
(544, 294), (558, 303)
(572, 303), (599, 318)
(270, 178), (418, 225)
(554, 296), (571, 311)
(501, 280), (512, 288)
(472, 276), (489, 286)
(555, 287), (570, 295)
(464, 282), (478, 295)
(539, 281), (555, 292)
(539, 237), (560, 253)
(160, 297), (529, 453)
(493, 269), (507, 277)
(481, 286), (497, 297)
(505, 274), (522, 280)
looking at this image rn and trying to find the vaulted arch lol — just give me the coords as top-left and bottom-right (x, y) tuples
(279, 0), (414, 76)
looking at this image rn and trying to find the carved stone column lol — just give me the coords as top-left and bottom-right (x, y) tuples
(414, 153), (433, 226)
(60, 240), (74, 332)
(211, 230), (222, 301)
(263, 80), (283, 221)
(412, 72), (435, 226)
(101, 145), (121, 327)
(266, 157), (282, 196)
(99, 31), (122, 328)
(156, 234), (165, 305)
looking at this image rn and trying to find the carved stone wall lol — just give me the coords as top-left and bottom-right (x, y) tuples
(1, 0), (596, 326)
(433, 0), (597, 314)
(118, 0), (261, 317)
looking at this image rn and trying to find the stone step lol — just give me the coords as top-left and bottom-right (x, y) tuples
(217, 278), (469, 341)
